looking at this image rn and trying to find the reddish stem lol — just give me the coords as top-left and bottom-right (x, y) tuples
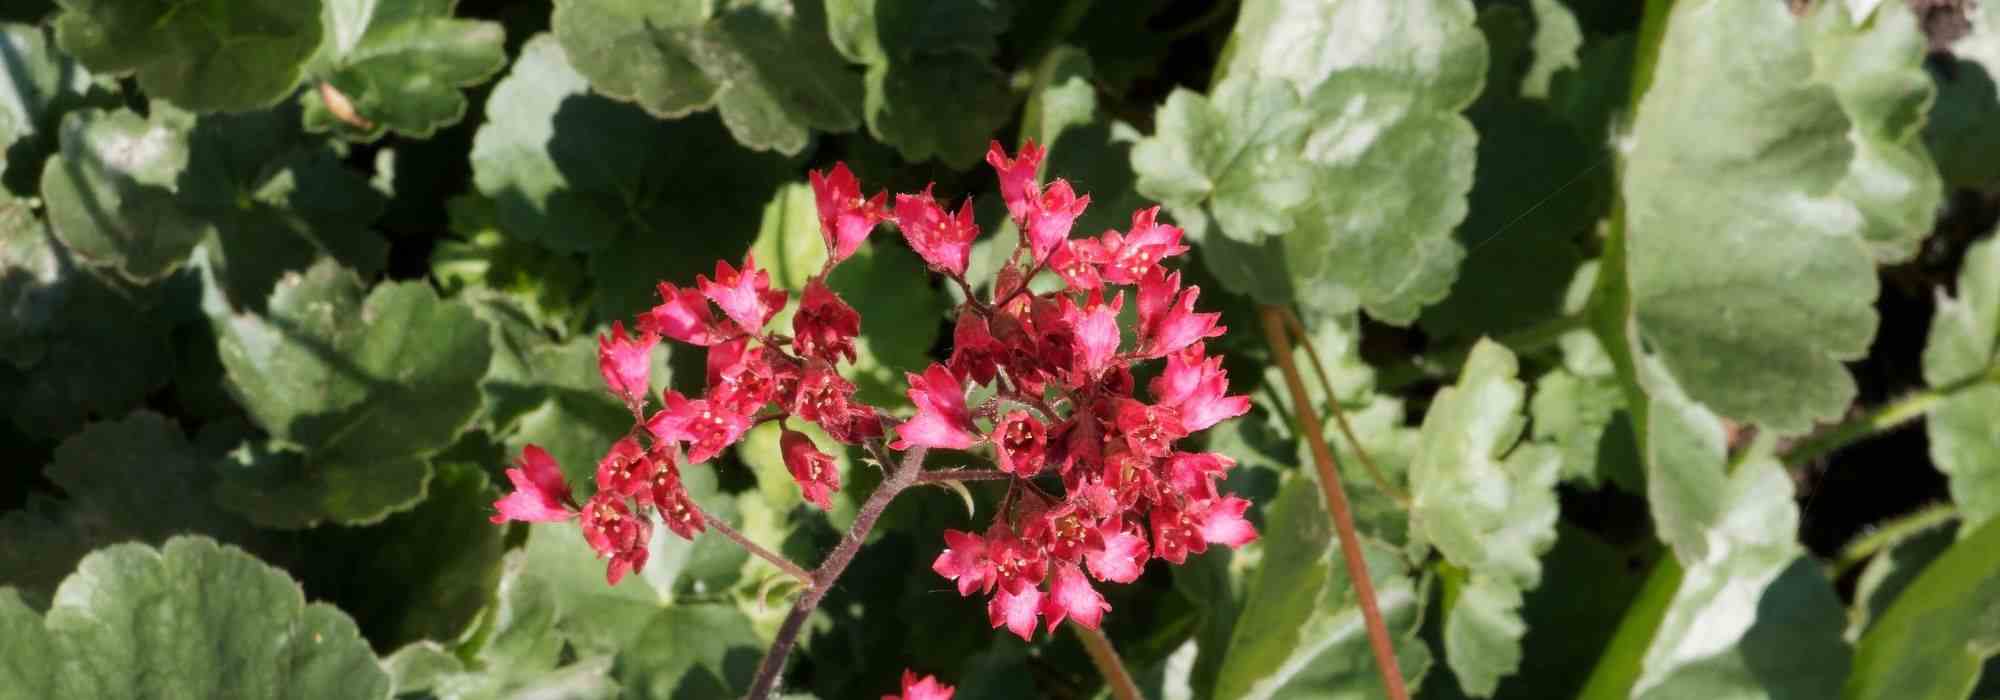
(914, 468), (1014, 484)
(744, 446), (929, 699)
(1258, 305), (1407, 699)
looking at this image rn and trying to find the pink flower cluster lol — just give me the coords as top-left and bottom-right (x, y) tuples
(491, 142), (1257, 637)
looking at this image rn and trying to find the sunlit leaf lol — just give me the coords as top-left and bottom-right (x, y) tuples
(1922, 233), (2000, 534)
(52, 0), (322, 112)
(302, 0), (507, 141)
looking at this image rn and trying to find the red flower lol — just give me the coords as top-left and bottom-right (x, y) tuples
(810, 162), (887, 264)
(1150, 344), (1251, 433)
(994, 410), (1047, 476)
(1041, 563), (1110, 631)
(1095, 207), (1188, 285)
(986, 524), (1048, 594)
(1050, 239), (1103, 291)
(594, 437), (653, 498)
(892, 364), (980, 450)
(884, 670), (956, 700)
(1060, 292), (1123, 380)
(1150, 496), (1258, 565)
(782, 429), (841, 510)
(650, 461), (706, 540)
(581, 492), (649, 584)
(1164, 451), (1235, 500)
(697, 256), (787, 335)
(647, 390), (751, 463)
(491, 445), (576, 523)
(1136, 268), (1223, 357)
(794, 278), (861, 364)
(947, 313), (1006, 386)
(986, 139), (1045, 223)
(640, 282), (725, 346)
(790, 362), (859, 435)
(988, 586), (1044, 641)
(708, 340), (788, 417)
(1085, 521), (1150, 584)
(1023, 179), (1089, 263)
(597, 321), (658, 407)
(932, 528), (996, 596)
(894, 185), (979, 278)
(1114, 398), (1187, 459)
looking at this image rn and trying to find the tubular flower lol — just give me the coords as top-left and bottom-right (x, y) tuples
(985, 139), (1046, 223)
(492, 445), (575, 523)
(640, 282), (726, 346)
(993, 410), (1047, 476)
(884, 670), (956, 700)
(1150, 343), (1251, 433)
(782, 429), (841, 510)
(1023, 179), (1089, 263)
(594, 437), (653, 498)
(646, 390), (751, 464)
(696, 256), (787, 335)
(810, 162), (888, 264)
(893, 185), (979, 278)
(1093, 206), (1189, 285)
(947, 313), (1006, 386)
(581, 493), (648, 584)
(650, 460), (707, 540)
(794, 278), (861, 365)
(597, 321), (658, 407)
(1041, 563), (1110, 631)
(892, 364), (980, 450)
(1136, 268), (1224, 357)
(932, 529), (996, 596)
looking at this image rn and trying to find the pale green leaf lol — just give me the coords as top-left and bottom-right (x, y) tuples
(0, 536), (388, 699)
(53, 0), (322, 112)
(1408, 340), (1560, 696)
(302, 0), (508, 141)
(1923, 233), (2000, 534)
(1130, 75), (1311, 243)
(1623, 0), (1938, 434)
(1844, 515), (2000, 700)
(1632, 361), (1850, 699)
(0, 22), (109, 194)
(1212, 475), (1429, 699)
(1523, 0), (1582, 97)
(553, 0), (862, 155)
(209, 258), (491, 527)
(1846, 521), (1954, 640)
(385, 551), (621, 700)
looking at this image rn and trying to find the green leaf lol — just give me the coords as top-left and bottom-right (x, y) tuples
(1925, 0), (2000, 189)
(1529, 367), (1640, 491)
(433, 195), (594, 336)
(616, 604), (766, 698)
(1845, 514), (2000, 700)
(1130, 75), (1311, 244)
(552, 0), (862, 155)
(0, 22), (111, 195)
(1418, 5), (1606, 340)
(1504, 525), (1653, 699)
(1846, 520), (1955, 640)
(293, 461), (505, 650)
(472, 33), (791, 268)
(1212, 474), (1429, 699)
(209, 258), (491, 528)
(1162, 0), (1488, 324)
(0, 536), (388, 698)
(1522, 0), (1582, 98)
(52, 0), (322, 112)
(1024, 47), (1148, 240)
(472, 297), (637, 489)
(825, 240), (948, 405)
(1406, 340), (1560, 696)
(826, 0), (1014, 167)
(1622, 0), (1938, 434)
(1924, 233), (2000, 534)
(302, 0), (507, 141)
(1632, 362), (1850, 699)
(41, 104), (387, 295)
(0, 411), (255, 605)
(384, 551), (621, 699)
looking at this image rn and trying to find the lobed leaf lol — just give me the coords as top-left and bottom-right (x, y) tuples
(52, 0), (322, 112)
(1922, 233), (2000, 534)
(825, 0), (1013, 167)
(302, 0), (508, 141)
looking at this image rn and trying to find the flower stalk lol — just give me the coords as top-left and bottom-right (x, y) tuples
(1258, 305), (1407, 700)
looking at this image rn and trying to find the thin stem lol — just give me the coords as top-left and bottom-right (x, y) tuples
(1782, 368), (1996, 466)
(1160, 0), (1240, 42)
(1257, 305), (1407, 700)
(1832, 503), (1960, 577)
(704, 512), (812, 585)
(915, 468), (1015, 484)
(1281, 308), (1410, 507)
(745, 447), (929, 700)
(1072, 623), (1143, 700)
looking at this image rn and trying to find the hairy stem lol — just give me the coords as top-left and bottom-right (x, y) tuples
(1782, 369), (1996, 466)
(1258, 305), (1407, 700)
(1281, 308), (1410, 507)
(705, 512), (812, 585)
(1073, 623), (1144, 700)
(1832, 503), (1961, 577)
(745, 447), (929, 699)
(914, 468), (1014, 484)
